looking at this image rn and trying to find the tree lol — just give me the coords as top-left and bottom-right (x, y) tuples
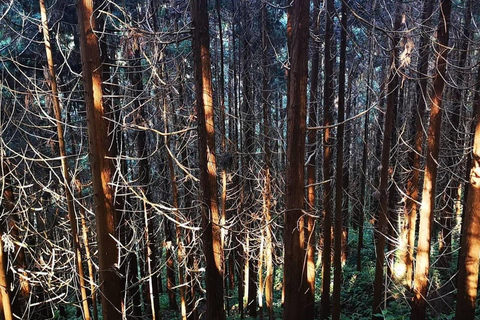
(372, 4), (403, 319)
(306, 0), (320, 315)
(40, 0), (91, 318)
(411, 0), (452, 318)
(397, 0), (434, 288)
(76, 0), (122, 318)
(332, 1), (348, 318)
(455, 61), (480, 320)
(321, 0), (335, 318)
(191, 1), (225, 319)
(283, 0), (309, 319)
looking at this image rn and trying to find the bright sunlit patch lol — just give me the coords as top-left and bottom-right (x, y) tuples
(394, 262), (406, 280)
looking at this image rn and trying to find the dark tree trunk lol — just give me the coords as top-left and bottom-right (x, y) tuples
(283, 0), (309, 319)
(371, 5), (403, 319)
(332, 1), (347, 318)
(191, 1), (225, 319)
(321, 0), (335, 318)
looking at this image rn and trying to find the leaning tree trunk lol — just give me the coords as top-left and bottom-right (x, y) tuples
(191, 1), (225, 319)
(411, 0), (451, 318)
(76, 0), (122, 318)
(283, 0), (309, 319)
(40, 1), (91, 318)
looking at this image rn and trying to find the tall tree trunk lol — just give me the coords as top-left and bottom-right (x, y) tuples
(241, 3), (257, 316)
(439, 0), (471, 271)
(76, 1), (122, 318)
(411, 0), (451, 318)
(283, 0), (309, 319)
(455, 61), (480, 320)
(306, 0), (319, 315)
(398, 0), (434, 288)
(191, 1), (225, 319)
(371, 5), (403, 319)
(321, 0), (335, 318)
(332, 1), (347, 318)
(261, 3), (274, 320)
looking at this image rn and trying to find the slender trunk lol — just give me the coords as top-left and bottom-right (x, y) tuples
(261, 3), (274, 320)
(306, 0), (319, 315)
(411, 1), (451, 318)
(79, 204), (99, 320)
(40, 2), (91, 318)
(0, 164), (14, 320)
(371, 6), (403, 319)
(398, 0), (434, 288)
(357, 1), (377, 268)
(283, 1), (309, 319)
(332, 2), (347, 319)
(439, 0), (471, 271)
(191, 1), (225, 319)
(321, 0), (335, 318)
(76, 0), (122, 318)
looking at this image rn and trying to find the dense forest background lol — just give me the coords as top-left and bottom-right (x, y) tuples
(1, 0), (480, 319)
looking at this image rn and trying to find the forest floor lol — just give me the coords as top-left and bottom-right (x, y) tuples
(54, 224), (475, 320)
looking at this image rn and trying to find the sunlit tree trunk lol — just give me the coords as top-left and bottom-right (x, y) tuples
(306, 0), (319, 315)
(76, 0), (122, 318)
(411, 0), (451, 318)
(191, 1), (225, 319)
(261, 3), (274, 320)
(283, 0), (309, 319)
(398, 0), (434, 288)
(455, 60), (480, 320)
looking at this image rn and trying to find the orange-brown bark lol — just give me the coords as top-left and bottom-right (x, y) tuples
(76, 0), (122, 318)
(411, 0), (451, 318)
(191, 1), (225, 319)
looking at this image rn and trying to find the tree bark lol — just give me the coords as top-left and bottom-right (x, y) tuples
(398, 0), (434, 288)
(455, 61), (480, 320)
(283, 0), (309, 319)
(262, 3), (274, 320)
(191, 1), (225, 319)
(76, 0), (122, 318)
(411, 0), (451, 318)
(321, 0), (335, 318)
